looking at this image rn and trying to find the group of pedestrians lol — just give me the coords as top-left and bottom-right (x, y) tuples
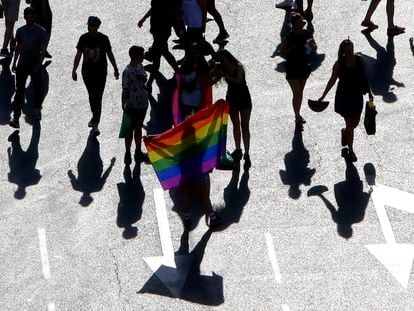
(278, 0), (405, 163)
(0, 0), (409, 230)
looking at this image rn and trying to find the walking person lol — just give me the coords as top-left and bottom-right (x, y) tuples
(0, 0), (20, 57)
(318, 39), (373, 162)
(137, 0), (178, 93)
(214, 49), (252, 170)
(72, 16), (119, 135)
(207, 0), (229, 43)
(120, 45), (149, 165)
(361, 0), (405, 36)
(25, 0), (52, 57)
(180, 0), (207, 44)
(281, 12), (316, 130)
(9, 6), (47, 128)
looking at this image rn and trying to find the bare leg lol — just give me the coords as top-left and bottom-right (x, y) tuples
(229, 109), (241, 150)
(287, 78), (307, 121)
(344, 115), (360, 156)
(362, 0), (381, 26)
(240, 109), (251, 155)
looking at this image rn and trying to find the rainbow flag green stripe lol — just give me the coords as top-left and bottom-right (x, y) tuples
(144, 99), (229, 190)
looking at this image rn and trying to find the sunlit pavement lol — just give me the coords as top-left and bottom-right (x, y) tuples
(0, 0), (414, 310)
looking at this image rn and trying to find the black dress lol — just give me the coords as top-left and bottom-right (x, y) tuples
(225, 71), (252, 113)
(335, 56), (369, 118)
(285, 30), (312, 80)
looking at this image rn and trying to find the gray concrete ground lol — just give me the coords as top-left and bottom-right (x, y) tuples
(0, 0), (414, 310)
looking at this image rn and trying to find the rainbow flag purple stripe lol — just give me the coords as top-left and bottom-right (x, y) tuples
(144, 99), (229, 190)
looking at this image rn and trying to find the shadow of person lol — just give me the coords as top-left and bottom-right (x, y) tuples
(217, 166), (250, 230)
(116, 165), (145, 239)
(0, 58), (15, 125)
(138, 229), (224, 306)
(360, 32), (403, 103)
(280, 125), (316, 199)
(22, 62), (50, 125)
(410, 37), (414, 57)
(307, 153), (371, 239)
(7, 122), (42, 199)
(144, 66), (174, 135)
(68, 132), (116, 206)
(271, 9), (292, 59)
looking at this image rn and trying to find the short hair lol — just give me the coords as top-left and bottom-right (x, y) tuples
(24, 7), (36, 17)
(290, 12), (304, 25)
(129, 45), (145, 59)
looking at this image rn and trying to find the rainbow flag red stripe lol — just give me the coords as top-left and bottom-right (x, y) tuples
(144, 99), (229, 190)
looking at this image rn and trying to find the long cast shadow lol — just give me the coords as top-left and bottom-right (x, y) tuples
(360, 32), (403, 103)
(217, 166), (250, 230)
(0, 58), (15, 125)
(7, 122), (42, 199)
(22, 61), (51, 125)
(308, 152), (372, 239)
(144, 66), (174, 135)
(68, 132), (115, 206)
(116, 165), (145, 239)
(279, 125), (316, 199)
(138, 229), (224, 306)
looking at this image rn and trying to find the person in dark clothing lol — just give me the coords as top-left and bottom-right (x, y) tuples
(318, 39), (373, 162)
(214, 49), (252, 170)
(281, 12), (316, 130)
(137, 0), (179, 93)
(72, 16), (119, 135)
(9, 6), (47, 128)
(25, 0), (52, 57)
(207, 0), (229, 43)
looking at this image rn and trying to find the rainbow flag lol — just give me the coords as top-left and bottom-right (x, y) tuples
(144, 99), (229, 190)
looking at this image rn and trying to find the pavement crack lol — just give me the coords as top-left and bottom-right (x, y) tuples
(109, 247), (123, 304)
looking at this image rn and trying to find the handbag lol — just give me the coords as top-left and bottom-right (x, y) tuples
(364, 100), (377, 135)
(118, 111), (133, 138)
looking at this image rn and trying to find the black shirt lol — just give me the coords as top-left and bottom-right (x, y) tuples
(76, 32), (112, 72)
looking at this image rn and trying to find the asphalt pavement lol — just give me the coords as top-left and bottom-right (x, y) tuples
(1, 0), (414, 310)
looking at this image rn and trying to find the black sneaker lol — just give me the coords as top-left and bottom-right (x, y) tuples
(231, 149), (243, 161)
(213, 31), (230, 44)
(134, 151), (150, 164)
(0, 48), (11, 58)
(243, 153), (251, 170)
(44, 51), (52, 59)
(124, 151), (132, 165)
(9, 118), (20, 129)
(207, 214), (223, 230)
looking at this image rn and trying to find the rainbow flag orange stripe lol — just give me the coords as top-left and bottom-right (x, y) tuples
(144, 99), (229, 190)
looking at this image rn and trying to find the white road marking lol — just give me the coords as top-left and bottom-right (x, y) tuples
(48, 302), (56, 311)
(371, 187), (396, 244)
(38, 228), (51, 279)
(265, 233), (282, 284)
(282, 305), (291, 311)
(153, 188), (175, 260)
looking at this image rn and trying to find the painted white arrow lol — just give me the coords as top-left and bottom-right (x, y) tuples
(143, 188), (193, 298)
(365, 184), (414, 289)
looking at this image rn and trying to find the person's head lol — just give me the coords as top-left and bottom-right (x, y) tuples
(87, 16), (101, 33)
(23, 7), (36, 25)
(180, 42), (207, 73)
(215, 49), (240, 69)
(338, 38), (354, 63)
(129, 45), (145, 63)
(290, 12), (306, 32)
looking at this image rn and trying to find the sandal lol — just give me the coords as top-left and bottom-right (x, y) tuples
(361, 20), (378, 29)
(387, 26), (405, 36)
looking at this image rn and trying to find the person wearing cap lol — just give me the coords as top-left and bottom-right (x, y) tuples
(9, 6), (47, 128)
(72, 16), (119, 135)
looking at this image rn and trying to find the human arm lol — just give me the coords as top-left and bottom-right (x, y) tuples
(318, 62), (339, 101)
(72, 49), (82, 81)
(107, 50), (119, 79)
(138, 9), (151, 28)
(121, 87), (128, 110)
(11, 41), (22, 73)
